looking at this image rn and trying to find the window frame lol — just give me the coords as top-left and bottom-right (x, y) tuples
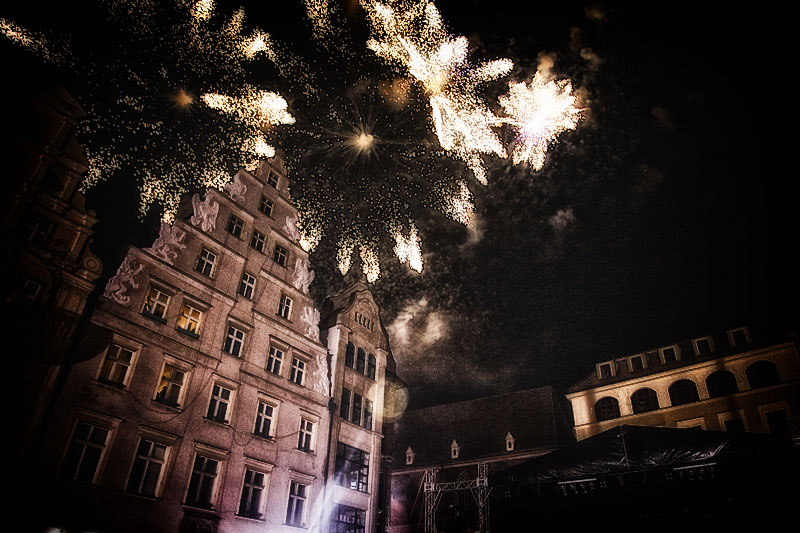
(205, 382), (235, 425)
(96, 337), (141, 389)
(195, 247), (218, 277)
(266, 171), (279, 189)
(330, 504), (366, 533)
(596, 361), (616, 380)
(226, 214), (244, 238)
(277, 294), (293, 320)
(141, 285), (171, 321)
(176, 301), (204, 337)
(59, 410), (120, 485)
(250, 229), (266, 252)
(273, 243), (288, 267)
(297, 417), (316, 453)
(154, 357), (192, 409)
(239, 271), (257, 300)
(659, 345), (681, 364)
(727, 326), (751, 348)
(285, 480), (309, 527)
(267, 344), (285, 375)
(259, 195), (274, 216)
(253, 397), (279, 439)
(223, 323), (247, 357)
(125, 437), (169, 498)
(290, 356), (307, 386)
(237, 466), (271, 520)
(334, 442), (370, 493)
(693, 336), (715, 356)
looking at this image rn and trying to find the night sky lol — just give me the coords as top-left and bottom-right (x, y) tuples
(3, 2), (794, 409)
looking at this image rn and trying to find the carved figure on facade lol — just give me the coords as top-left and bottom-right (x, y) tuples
(301, 305), (321, 342)
(284, 215), (301, 242)
(103, 254), (144, 306)
(312, 350), (330, 396)
(189, 193), (219, 233)
(145, 223), (186, 265)
(292, 257), (315, 294)
(223, 172), (247, 202)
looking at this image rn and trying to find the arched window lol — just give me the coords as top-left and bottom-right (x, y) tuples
(345, 342), (355, 368)
(706, 371), (739, 398)
(356, 348), (366, 374)
(746, 360), (781, 389)
(594, 397), (620, 422)
(669, 379), (700, 406)
(630, 388), (659, 414)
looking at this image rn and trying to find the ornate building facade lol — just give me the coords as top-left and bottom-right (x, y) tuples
(25, 158), (394, 533)
(566, 326), (800, 441)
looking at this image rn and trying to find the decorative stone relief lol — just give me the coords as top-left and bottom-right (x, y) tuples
(144, 223), (186, 264)
(103, 254), (144, 306)
(189, 193), (219, 232)
(292, 257), (315, 294)
(312, 350), (330, 397)
(301, 305), (321, 342)
(223, 172), (247, 203)
(284, 215), (301, 242)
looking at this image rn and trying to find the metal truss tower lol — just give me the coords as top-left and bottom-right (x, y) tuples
(423, 462), (490, 533)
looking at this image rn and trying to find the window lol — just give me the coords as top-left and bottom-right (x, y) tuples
(334, 442), (370, 493)
(660, 346), (680, 364)
(405, 446), (415, 465)
(728, 327), (750, 347)
(196, 247), (217, 276)
(764, 409), (790, 435)
(630, 388), (659, 414)
(250, 229), (265, 252)
(340, 388), (351, 419)
(669, 379), (700, 406)
(356, 348), (366, 374)
(224, 325), (245, 357)
(267, 345), (284, 375)
(142, 286), (170, 320)
(628, 354), (645, 371)
(238, 468), (268, 519)
(254, 401), (276, 438)
(298, 418), (314, 452)
(177, 303), (203, 336)
(266, 171), (279, 189)
(286, 481), (308, 527)
(352, 393), (362, 426)
(450, 439), (460, 459)
(259, 196), (274, 216)
(61, 421), (110, 483)
(693, 336), (714, 356)
(594, 397), (620, 422)
(367, 354), (376, 380)
(597, 361), (615, 379)
(126, 438), (168, 497)
(23, 278), (42, 300)
(227, 214), (244, 238)
(26, 216), (52, 247)
(98, 343), (135, 387)
(723, 418), (745, 432)
(186, 455), (219, 509)
(273, 243), (288, 266)
(278, 294), (293, 320)
(345, 342), (355, 368)
(330, 504), (366, 533)
(363, 399), (373, 431)
(505, 431), (515, 452)
(746, 360), (781, 389)
(239, 272), (256, 299)
(206, 384), (233, 424)
(155, 363), (186, 407)
(290, 358), (306, 385)
(706, 371), (739, 398)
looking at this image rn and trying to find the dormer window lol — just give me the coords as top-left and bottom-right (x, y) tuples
(596, 361), (616, 380)
(405, 446), (415, 466)
(728, 327), (750, 348)
(627, 354), (646, 372)
(693, 336), (714, 356)
(450, 439), (460, 460)
(659, 345), (680, 364)
(505, 431), (515, 452)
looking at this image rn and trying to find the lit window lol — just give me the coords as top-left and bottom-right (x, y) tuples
(367, 354), (376, 380)
(227, 214), (244, 238)
(278, 294), (293, 320)
(155, 363), (185, 407)
(254, 401), (276, 438)
(206, 384), (233, 424)
(298, 418), (314, 452)
(266, 171), (279, 189)
(142, 287), (170, 320)
(238, 469), (268, 519)
(224, 325), (245, 357)
(177, 303), (203, 335)
(273, 243), (288, 267)
(98, 343), (135, 387)
(61, 421), (110, 483)
(250, 229), (265, 252)
(126, 438), (168, 497)
(290, 358), (306, 386)
(331, 504), (366, 533)
(286, 480), (307, 527)
(334, 442), (370, 493)
(267, 345), (284, 375)
(196, 247), (217, 277)
(186, 455), (219, 509)
(239, 272), (256, 299)
(259, 196), (274, 216)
